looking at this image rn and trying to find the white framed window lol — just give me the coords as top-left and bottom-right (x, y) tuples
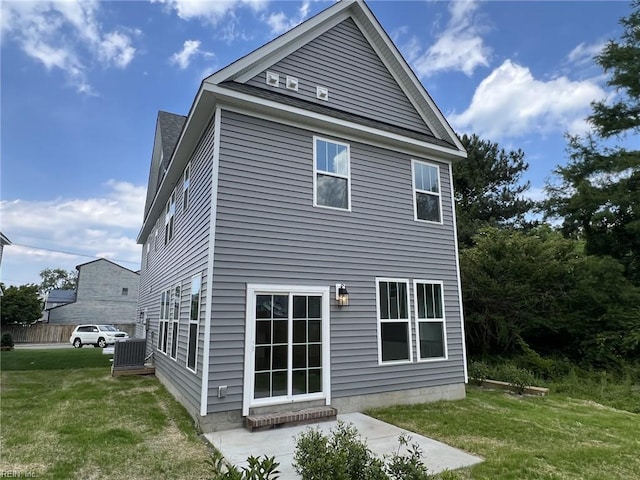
(165, 191), (176, 244)
(183, 163), (190, 212)
(145, 242), (150, 268)
(412, 160), (442, 223)
(170, 284), (181, 360)
(158, 288), (171, 354)
(313, 137), (350, 211)
(414, 280), (447, 361)
(154, 229), (159, 251)
(187, 274), (201, 373)
(376, 278), (412, 364)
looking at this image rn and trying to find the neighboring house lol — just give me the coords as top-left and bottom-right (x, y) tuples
(47, 258), (139, 325)
(41, 289), (77, 322)
(137, 0), (468, 432)
(0, 232), (11, 269)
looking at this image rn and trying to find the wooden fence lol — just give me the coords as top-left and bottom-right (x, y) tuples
(1, 323), (137, 344)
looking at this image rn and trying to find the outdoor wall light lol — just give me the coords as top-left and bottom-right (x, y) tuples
(335, 283), (350, 306)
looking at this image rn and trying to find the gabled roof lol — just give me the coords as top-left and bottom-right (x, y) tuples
(45, 289), (77, 304)
(158, 111), (187, 173)
(204, 0), (464, 152)
(75, 258), (140, 276)
(0, 232), (11, 246)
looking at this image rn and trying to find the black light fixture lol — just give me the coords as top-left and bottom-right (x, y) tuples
(335, 283), (350, 306)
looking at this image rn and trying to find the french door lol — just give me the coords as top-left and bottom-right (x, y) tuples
(243, 285), (331, 415)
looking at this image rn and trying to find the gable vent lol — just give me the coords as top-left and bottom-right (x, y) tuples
(286, 76), (299, 91)
(316, 86), (329, 101)
(266, 71), (279, 87)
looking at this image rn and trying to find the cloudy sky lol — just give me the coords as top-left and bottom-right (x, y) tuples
(0, 0), (631, 286)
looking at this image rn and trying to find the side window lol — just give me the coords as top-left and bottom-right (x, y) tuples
(183, 163), (190, 212)
(376, 279), (412, 364)
(414, 281), (447, 361)
(187, 274), (202, 373)
(158, 289), (170, 354)
(170, 284), (180, 360)
(412, 160), (442, 223)
(314, 137), (350, 211)
(165, 191), (175, 244)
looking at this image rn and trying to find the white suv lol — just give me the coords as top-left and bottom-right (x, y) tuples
(69, 324), (129, 348)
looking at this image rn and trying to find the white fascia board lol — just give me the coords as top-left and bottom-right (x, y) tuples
(205, 83), (467, 161)
(206, 0), (356, 85)
(351, 4), (465, 153)
(137, 87), (216, 244)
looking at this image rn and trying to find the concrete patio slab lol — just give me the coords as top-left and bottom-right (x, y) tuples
(205, 412), (483, 478)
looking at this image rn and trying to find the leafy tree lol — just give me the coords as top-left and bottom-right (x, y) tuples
(454, 134), (534, 248)
(0, 284), (42, 325)
(39, 267), (78, 295)
(545, 2), (640, 283)
(461, 227), (640, 367)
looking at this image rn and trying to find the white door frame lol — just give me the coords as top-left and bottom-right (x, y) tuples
(242, 284), (331, 416)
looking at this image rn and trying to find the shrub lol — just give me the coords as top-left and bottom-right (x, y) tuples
(468, 360), (490, 383)
(1, 333), (14, 350)
(494, 364), (536, 394)
(208, 450), (280, 480)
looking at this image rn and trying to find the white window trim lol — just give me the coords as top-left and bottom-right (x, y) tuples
(411, 159), (443, 225)
(170, 283), (181, 361)
(312, 136), (352, 212)
(165, 190), (176, 244)
(158, 288), (171, 355)
(187, 274), (202, 374)
(242, 284), (331, 417)
(413, 280), (448, 362)
(375, 277), (413, 365)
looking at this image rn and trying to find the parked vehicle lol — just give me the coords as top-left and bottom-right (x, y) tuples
(69, 324), (129, 348)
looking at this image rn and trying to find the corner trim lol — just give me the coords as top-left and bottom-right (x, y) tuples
(200, 106), (222, 416)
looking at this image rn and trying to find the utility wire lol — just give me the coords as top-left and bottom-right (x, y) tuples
(7, 242), (140, 266)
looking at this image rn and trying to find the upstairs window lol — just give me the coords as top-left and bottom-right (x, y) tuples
(121, 288), (128, 296)
(314, 137), (350, 210)
(412, 160), (441, 223)
(165, 191), (175, 244)
(187, 274), (201, 373)
(158, 288), (170, 354)
(183, 163), (190, 212)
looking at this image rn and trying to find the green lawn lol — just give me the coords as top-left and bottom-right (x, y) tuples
(2, 349), (639, 479)
(0, 348), (213, 479)
(369, 387), (640, 480)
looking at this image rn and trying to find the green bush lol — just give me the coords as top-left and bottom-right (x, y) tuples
(208, 451), (280, 480)
(293, 422), (459, 480)
(468, 360), (490, 383)
(494, 364), (536, 393)
(1, 332), (14, 349)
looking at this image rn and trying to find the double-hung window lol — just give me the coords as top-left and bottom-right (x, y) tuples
(314, 137), (350, 210)
(183, 163), (190, 212)
(187, 274), (201, 372)
(412, 160), (441, 223)
(414, 281), (447, 360)
(165, 191), (175, 244)
(158, 289), (171, 354)
(170, 284), (181, 360)
(376, 279), (412, 364)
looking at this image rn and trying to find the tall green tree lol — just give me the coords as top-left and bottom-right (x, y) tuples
(454, 134), (534, 248)
(0, 284), (42, 325)
(38, 268), (78, 296)
(545, 1), (640, 283)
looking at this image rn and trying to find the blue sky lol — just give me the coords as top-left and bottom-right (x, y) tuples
(0, 0), (632, 286)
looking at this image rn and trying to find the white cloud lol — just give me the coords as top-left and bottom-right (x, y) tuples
(449, 60), (608, 139)
(264, 1), (311, 35)
(153, 0), (267, 25)
(170, 40), (213, 70)
(567, 40), (606, 66)
(0, 180), (144, 284)
(1, 1), (137, 93)
(410, 0), (491, 77)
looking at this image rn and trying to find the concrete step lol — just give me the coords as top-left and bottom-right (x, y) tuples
(245, 406), (337, 432)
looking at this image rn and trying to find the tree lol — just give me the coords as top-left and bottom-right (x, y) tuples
(0, 284), (43, 325)
(39, 268), (78, 295)
(454, 134), (534, 248)
(545, 2), (640, 283)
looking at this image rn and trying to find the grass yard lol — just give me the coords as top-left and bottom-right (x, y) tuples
(369, 387), (640, 480)
(0, 348), (213, 479)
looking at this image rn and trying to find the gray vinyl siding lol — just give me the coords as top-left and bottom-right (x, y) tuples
(47, 260), (139, 325)
(206, 110), (463, 413)
(246, 18), (432, 136)
(137, 119), (215, 417)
